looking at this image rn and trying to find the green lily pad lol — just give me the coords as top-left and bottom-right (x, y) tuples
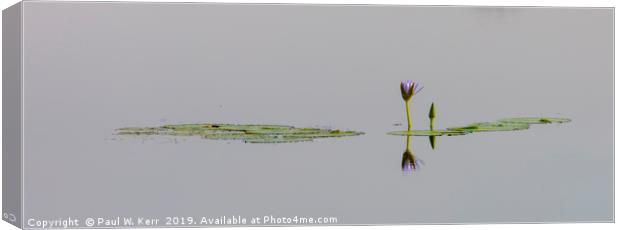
(116, 123), (364, 143)
(497, 117), (571, 124)
(387, 130), (469, 136)
(447, 121), (530, 132)
(388, 117), (570, 136)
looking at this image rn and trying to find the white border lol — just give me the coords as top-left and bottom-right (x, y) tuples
(2, 0), (616, 7)
(0, 1), (616, 230)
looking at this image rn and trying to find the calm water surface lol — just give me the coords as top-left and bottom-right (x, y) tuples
(22, 3), (612, 224)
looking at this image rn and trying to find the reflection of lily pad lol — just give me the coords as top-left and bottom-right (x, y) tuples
(387, 130), (469, 136)
(117, 124), (364, 143)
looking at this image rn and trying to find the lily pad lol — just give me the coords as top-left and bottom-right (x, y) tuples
(116, 123), (364, 143)
(388, 117), (570, 136)
(387, 130), (469, 136)
(447, 121), (530, 132)
(497, 117), (571, 124)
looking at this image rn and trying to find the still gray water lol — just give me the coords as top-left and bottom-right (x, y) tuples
(21, 2), (612, 225)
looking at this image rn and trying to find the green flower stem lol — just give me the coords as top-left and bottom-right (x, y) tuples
(430, 117), (434, 131)
(405, 101), (412, 131)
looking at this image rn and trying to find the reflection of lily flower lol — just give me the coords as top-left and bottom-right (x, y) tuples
(400, 80), (423, 101)
(401, 149), (424, 173)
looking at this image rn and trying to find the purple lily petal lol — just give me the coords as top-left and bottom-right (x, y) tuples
(415, 86), (424, 95)
(401, 80), (414, 92)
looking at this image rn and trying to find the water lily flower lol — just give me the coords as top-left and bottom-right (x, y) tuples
(400, 81), (423, 130)
(400, 80), (423, 101)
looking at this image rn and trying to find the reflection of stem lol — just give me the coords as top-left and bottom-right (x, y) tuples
(406, 135), (411, 151)
(405, 101), (412, 131)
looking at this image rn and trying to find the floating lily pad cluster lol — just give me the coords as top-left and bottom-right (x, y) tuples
(116, 81), (570, 144)
(116, 123), (364, 143)
(388, 117), (571, 137)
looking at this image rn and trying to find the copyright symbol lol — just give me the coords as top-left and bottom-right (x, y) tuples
(85, 218), (95, 227)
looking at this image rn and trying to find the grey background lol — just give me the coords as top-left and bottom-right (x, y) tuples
(19, 1), (613, 226)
